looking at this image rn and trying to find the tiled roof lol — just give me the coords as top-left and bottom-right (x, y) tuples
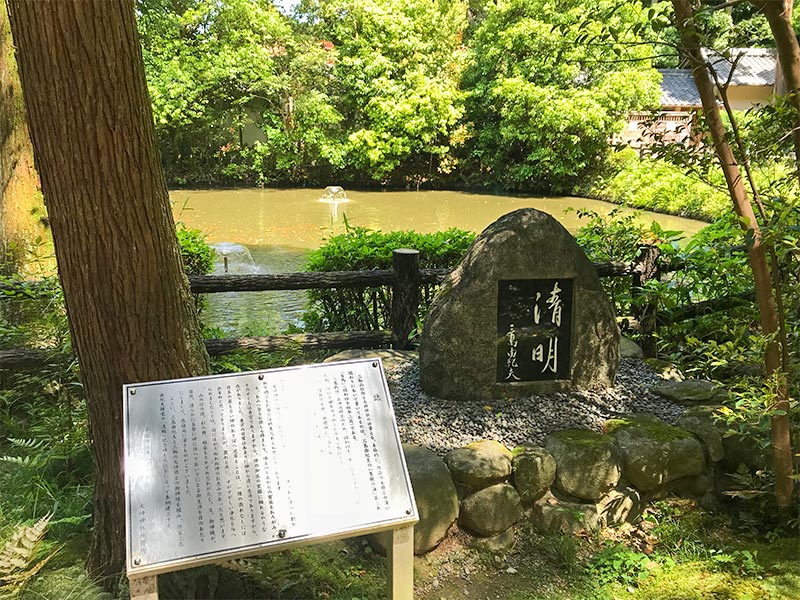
(659, 69), (702, 107)
(702, 47), (776, 86)
(657, 48), (776, 107)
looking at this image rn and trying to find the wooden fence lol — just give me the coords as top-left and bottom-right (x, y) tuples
(0, 246), (753, 370)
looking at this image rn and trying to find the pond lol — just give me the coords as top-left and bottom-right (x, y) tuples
(170, 188), (707, 335)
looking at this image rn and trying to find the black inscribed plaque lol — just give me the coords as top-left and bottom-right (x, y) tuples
(496, 279), (573, 382)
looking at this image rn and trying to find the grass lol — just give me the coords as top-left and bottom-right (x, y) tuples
(1, 338), (797, 599)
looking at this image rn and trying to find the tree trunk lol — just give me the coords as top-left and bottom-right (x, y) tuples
(6, 0), (210, 584)
(0, 2), (42, 275)
(672, 0), (794, 514)
(751, 0), (800, 175)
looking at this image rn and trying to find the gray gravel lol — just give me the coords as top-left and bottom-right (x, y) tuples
(384, 358), (684, 455)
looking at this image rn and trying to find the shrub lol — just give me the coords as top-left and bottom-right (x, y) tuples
(303, 226), (476, 334)
(587, 149), (730, 220)
(175, 224), (215, 277)
(572, 207), (681, 318)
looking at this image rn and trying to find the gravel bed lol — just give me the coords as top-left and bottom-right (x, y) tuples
(384, 357), (684, 455)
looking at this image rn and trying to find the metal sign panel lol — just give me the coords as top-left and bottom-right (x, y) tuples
(124, 359), (417, 576)
(496, 278), (574, 382)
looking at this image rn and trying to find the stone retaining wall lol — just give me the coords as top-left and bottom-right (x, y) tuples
(396, 409), (726, 556)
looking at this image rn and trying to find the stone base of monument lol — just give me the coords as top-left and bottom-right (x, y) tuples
(395, 410), (729, 554)
(420, 208), (619, 401)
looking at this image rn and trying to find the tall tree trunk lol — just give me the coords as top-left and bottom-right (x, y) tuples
(6, 0), (210, 584)
(672, 0), (794, 514)
(0, 2), (42, 275)
(751, 0), (800, 175)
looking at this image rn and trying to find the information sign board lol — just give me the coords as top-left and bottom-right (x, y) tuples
(123, 359), (417, 576)
(496, 278), (574, 382)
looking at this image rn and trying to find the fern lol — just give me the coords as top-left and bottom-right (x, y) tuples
(0, 513), (61, 596)
(0, 438), (62, 470)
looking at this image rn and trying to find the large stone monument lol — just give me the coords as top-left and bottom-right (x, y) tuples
(419, 208), (618, 400)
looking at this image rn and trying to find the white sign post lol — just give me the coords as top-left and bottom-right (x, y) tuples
(123, 359), (417, 599)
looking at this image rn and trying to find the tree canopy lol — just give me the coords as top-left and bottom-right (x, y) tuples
(460, 0), (660, 192)
(137, 0), (660, 192)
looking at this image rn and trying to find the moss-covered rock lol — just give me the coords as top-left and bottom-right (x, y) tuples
(511, 444), (556, 504)
(444, 440), (512, 490)
(620, 337), (644, 359)
(530, 490), (600, 534)
(678, 407), (724, 463)
(607, 415), (706, 492)
(543, 430), (620, 501)
(403, 444), (459, 554)
(653, 379), (724, 404)
(459, 483), (523, 537)
(644, 358), (685, 382)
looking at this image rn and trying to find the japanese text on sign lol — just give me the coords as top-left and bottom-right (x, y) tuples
(496, 279), (573, 382)
(124, 360), (416, 575)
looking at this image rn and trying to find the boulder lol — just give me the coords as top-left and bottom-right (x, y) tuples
(596, 487), (643, 526)
(459, 483), (523, 537)
(369, 444), (458, 555)
(544, 430), (620, 501)
(607, 416), (706, 492)
(511, 444), (556, 504)
(530, 491), (600, 534)
(468, 528), (516, 553)
(620, 337), (644, 359)
(677, 407), (724, 463)
(419, 208), (618, 401)
(444, 440), (512, 490)
(644, 358), (685, 382)
(653, 379), (723, 404)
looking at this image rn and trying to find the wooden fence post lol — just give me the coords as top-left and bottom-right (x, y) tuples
(390, 249), (420, 350)
(631, 244), (660, 358)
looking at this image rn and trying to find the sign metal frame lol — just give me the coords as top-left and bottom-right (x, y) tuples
(123, 359), (417, 598)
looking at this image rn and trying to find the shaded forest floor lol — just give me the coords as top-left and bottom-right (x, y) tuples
(9, 498), (799, 600)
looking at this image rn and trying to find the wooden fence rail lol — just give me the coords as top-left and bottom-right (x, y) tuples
(1, 246), (752, 369)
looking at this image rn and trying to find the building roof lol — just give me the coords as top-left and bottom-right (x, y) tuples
(702, 47), (776, 86)
(657, 48), (776, 108)
(659, 69), (702, 107)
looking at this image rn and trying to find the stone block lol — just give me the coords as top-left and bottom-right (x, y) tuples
(444, 440), (512, 490)
(459, 483), (523, 537)
(544, 429), (620, 501)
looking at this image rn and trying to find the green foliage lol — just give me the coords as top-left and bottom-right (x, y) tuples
(587, 149), (730, 220)
(585, 543), (653, 588)
(572, 206), (681, 317)
(461, 0), (660, 192)
(139, 0), (468, 187)
(296, 0), (469, 187)
(176, 224), (216, 277)
(138, 0), (341, 185)
(647, 1), (772, 69)
(210, 348), (302, 374)
(708, 549), (764, 577)
(303, 226), (475, 333)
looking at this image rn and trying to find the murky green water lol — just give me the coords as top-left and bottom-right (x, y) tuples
(170, 188), (707, 334)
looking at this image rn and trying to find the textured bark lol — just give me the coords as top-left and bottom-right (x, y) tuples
(672, 0), (794, 513)
(204, 331), (393, 354)
(751, 0), (800, 175)
(0, 2), (42, 274)
(389, 249), (420, 350)
(6, 0), (209, 582)
(189, 270), (396, 292)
